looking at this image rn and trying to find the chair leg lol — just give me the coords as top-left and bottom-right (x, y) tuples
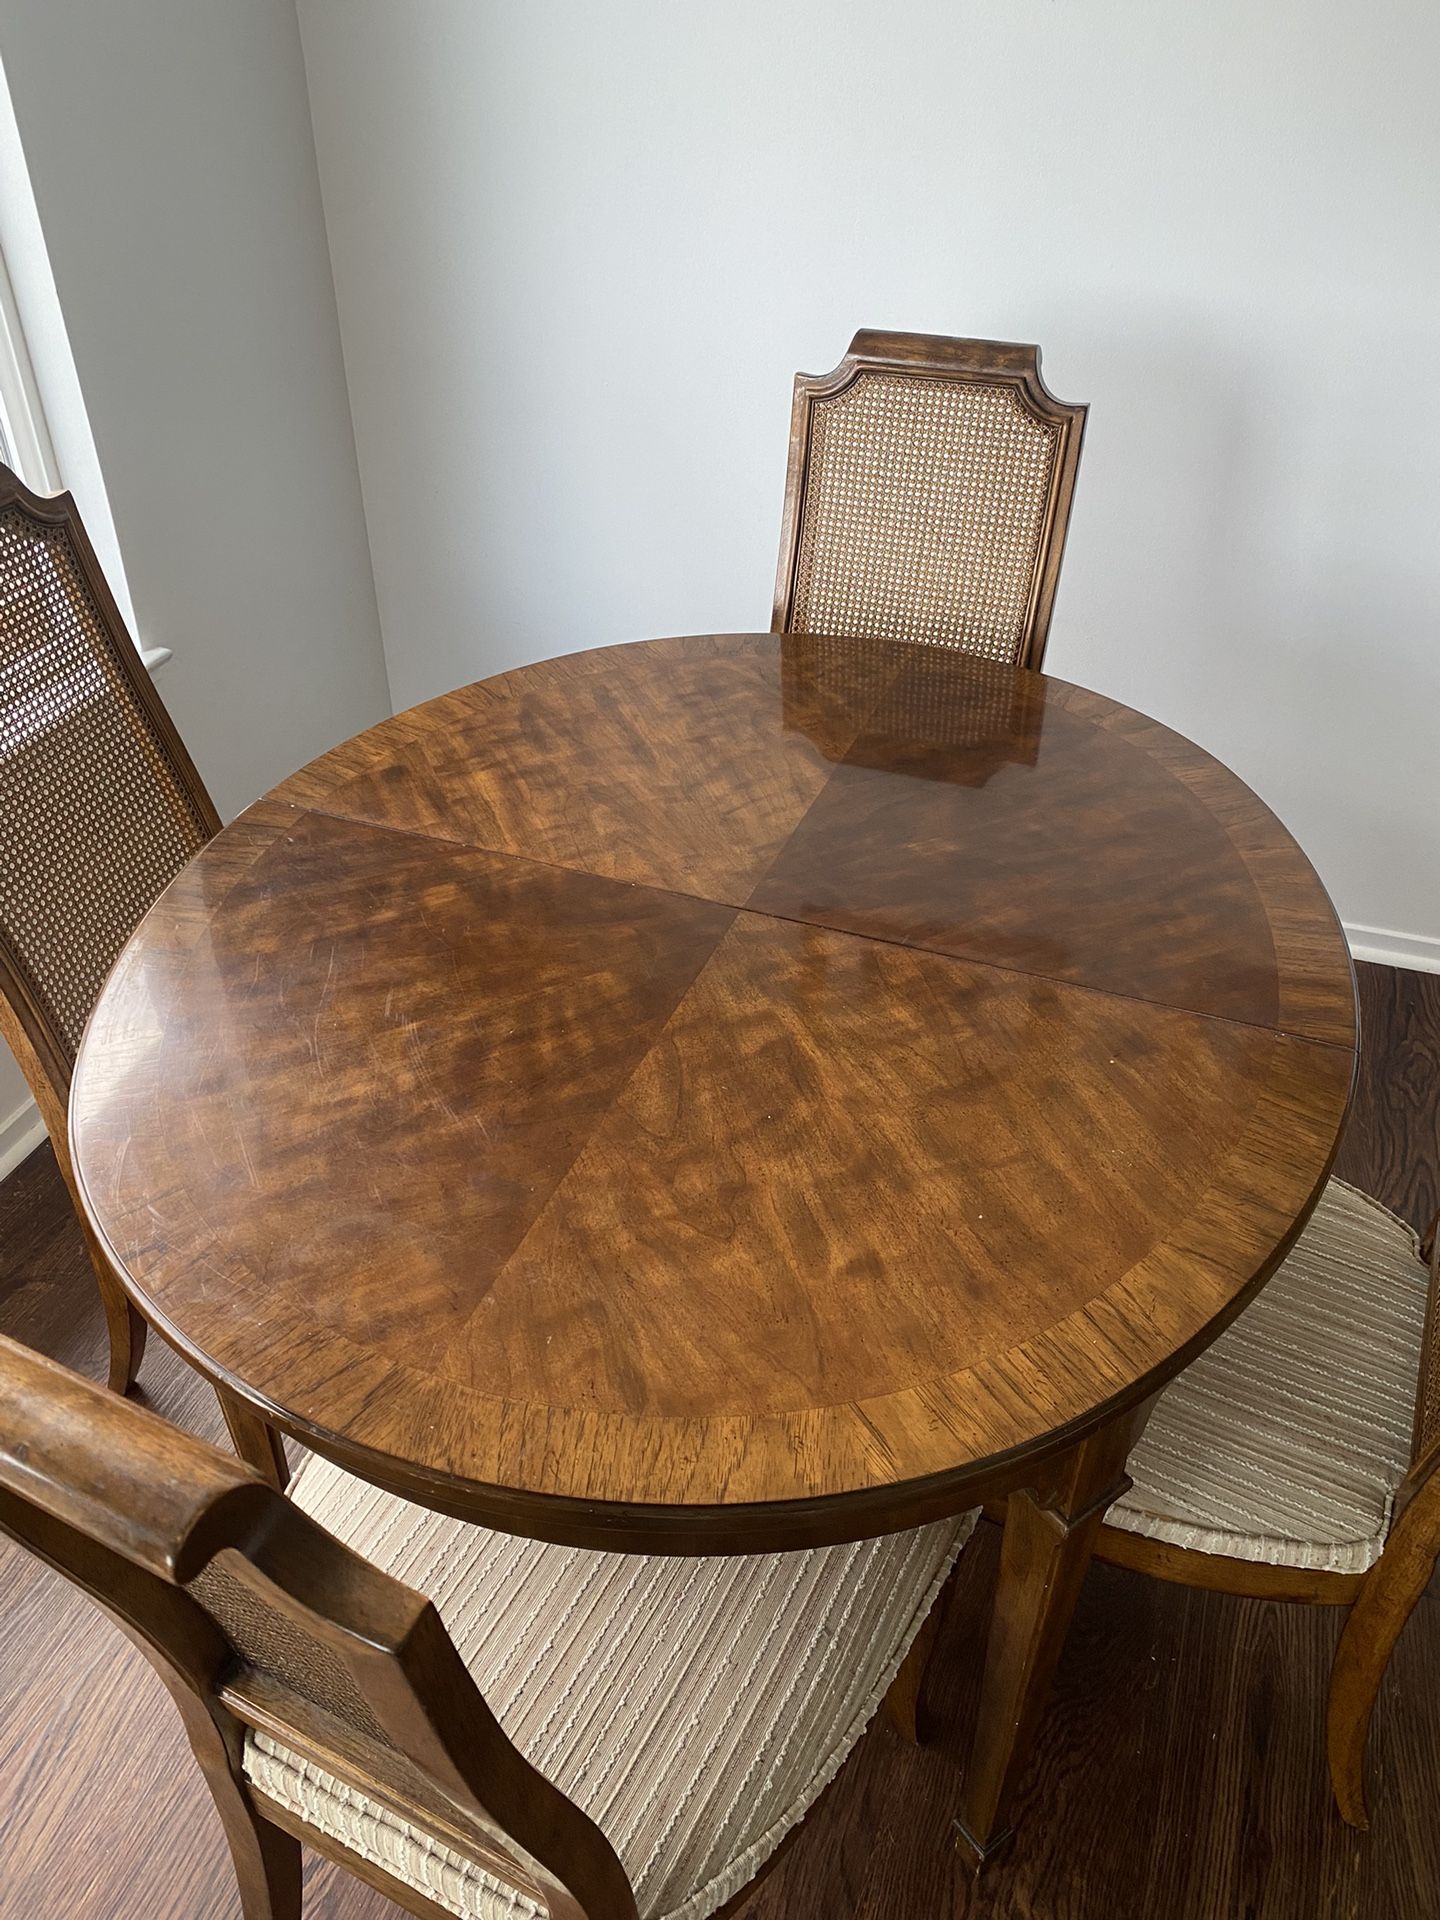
(219, 1798), (304, 1920)
(217, 1385), (291, 1492)
(78, 1216), (147, 1394)
(1328, 1485), (1440, 1827)
(884, 1572), (951, 1745)
(177, 1695), (303, 1919)
(96, 1256), (147, 1395)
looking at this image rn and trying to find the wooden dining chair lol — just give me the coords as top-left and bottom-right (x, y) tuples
(1087, 1177), (1440, 1825)
(0, 462), (219, 1394)
(772, 330), (1087, 670)
(0, 1331), (976, 1920)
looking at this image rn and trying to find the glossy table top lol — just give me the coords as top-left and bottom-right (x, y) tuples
(71, 633), (1357, 1549)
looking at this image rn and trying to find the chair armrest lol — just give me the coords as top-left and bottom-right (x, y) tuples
(0, 1333), (273, 1582)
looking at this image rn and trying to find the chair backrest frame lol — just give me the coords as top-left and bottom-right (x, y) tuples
(0, 1333), (636, 1920)
(0, 463), (220, 1131)
(771, 329), (1088, 672)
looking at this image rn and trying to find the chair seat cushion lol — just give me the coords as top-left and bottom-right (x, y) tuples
(242, 1461), (974, 1920)
(1108, 1179), (1427, 1575)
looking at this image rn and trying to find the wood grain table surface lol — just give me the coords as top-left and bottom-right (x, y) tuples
(70, 631), (1355, 1540)
(67, 630), (1357, 1862)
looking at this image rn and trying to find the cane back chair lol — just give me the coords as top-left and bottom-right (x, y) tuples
(0, 1331), (975, 1919)
(772, 330), (1087, 671)
(0, 462), (219, 1393)
(1084, 1176), (1440, 1825)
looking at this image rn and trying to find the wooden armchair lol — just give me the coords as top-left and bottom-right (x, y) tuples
(772, 330), (1087, 670)
(0, 463), (219, 1393)
(1087, 1177), (1440, 1824)
(0, 1331), (975, 1918)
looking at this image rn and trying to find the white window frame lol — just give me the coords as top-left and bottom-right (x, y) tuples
(0, 239), (168, 673)
(0, 240), (59, 492)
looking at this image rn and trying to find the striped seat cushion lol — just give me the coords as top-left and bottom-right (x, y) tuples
(1108, 1180), (1428, 1575)
(243, 1459), (975, 1920)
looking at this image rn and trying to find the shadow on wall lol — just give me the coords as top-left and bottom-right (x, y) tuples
(1046, 310), (1439, 935)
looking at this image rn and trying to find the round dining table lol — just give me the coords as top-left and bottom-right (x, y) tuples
(70, 630), (1357, 1866)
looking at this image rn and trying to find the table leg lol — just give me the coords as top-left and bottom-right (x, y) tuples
(955, 1396), (1155, 1873)
(216, 1385), (291, 1492)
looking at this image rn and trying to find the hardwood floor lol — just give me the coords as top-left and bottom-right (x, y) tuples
(2, 957), (1437, 1919)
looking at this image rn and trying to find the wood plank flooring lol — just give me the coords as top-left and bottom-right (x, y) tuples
(1, 958), (1437, 1919)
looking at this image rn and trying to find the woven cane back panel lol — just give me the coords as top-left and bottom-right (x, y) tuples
(1418, 1349), (1440, 1462)
(1416, 1247), (1440, 1462)
(190, 1553), (392, 1747)
(789, 374), (1060, 663)
(190, 1552), (543, 1895)
(0, 504), (209, 1062)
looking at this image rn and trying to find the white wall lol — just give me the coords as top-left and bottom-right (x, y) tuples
(298, 0), (1440, 961)
(0, 0), (392, 1171)
(0, 0), (391, 824)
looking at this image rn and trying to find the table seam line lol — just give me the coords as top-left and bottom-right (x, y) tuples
(287, 799), (1357, 1055)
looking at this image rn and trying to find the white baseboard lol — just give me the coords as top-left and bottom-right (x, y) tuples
(0, 1094), (45, 1181)
(1344, 923), (1440, 976)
